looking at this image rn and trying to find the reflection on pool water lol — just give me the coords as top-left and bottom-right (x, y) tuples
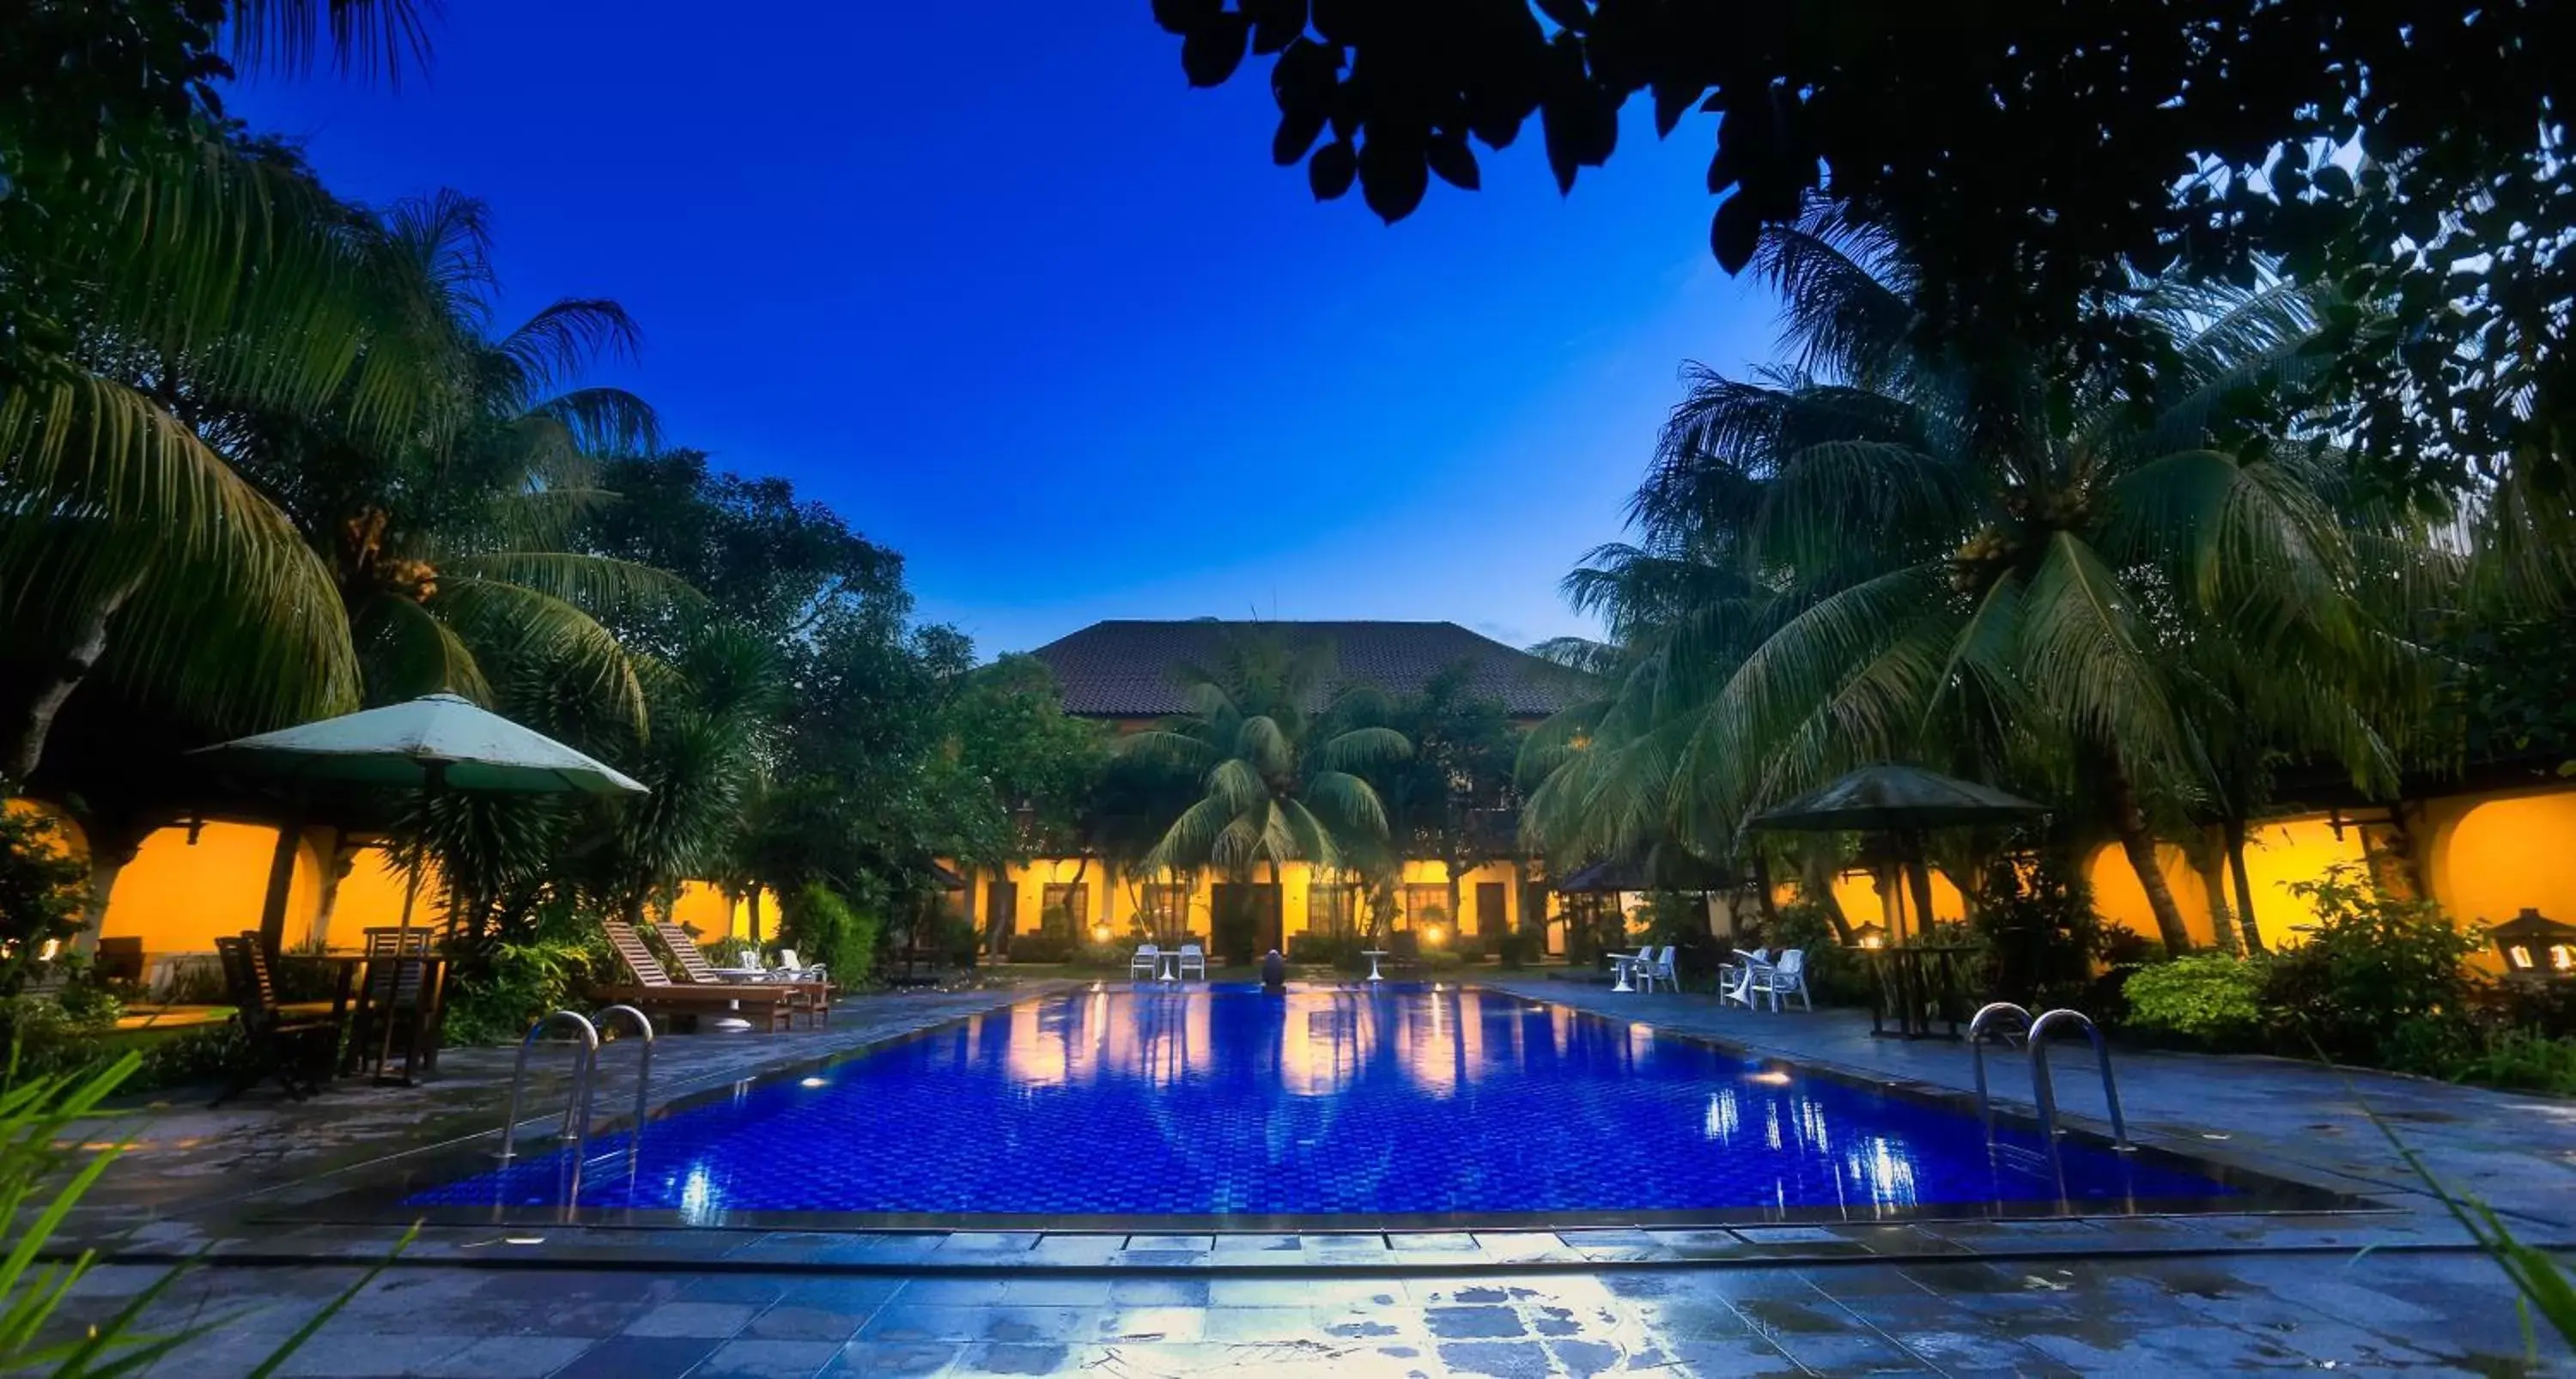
(406, 983), (2234, 1222)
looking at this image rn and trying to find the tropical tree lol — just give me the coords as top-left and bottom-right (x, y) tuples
(1376, 665), (1520, 940)
(1531, 203), (2440, 952)
(225, 190), (689, 723)
(1123, 633), (1411, 890)
(1, 3), (438, 777)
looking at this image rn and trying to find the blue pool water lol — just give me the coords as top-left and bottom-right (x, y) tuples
(408, 985), (2236, 1221)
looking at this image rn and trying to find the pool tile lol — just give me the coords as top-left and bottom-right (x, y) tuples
(1107, 1278), (1209, 1307)
(622, 1301), (759, 1339)
(548, 1336), (723, 1379)
(1431, 1340), (1556, 1377)
(1199, 1306), (1315, 1342)
(823, 1340), (963, 1376)
(949, 1340), (1073, 1375)
(1089, 1305), (1206, 1342)
(746, 1304), (876, 1342)
(998, 1279), (1114, 1306)
(1121, 1234), (1212, 1251)
(1208, 1233), (1303, 1253)
(692, 1338), (848, 1378)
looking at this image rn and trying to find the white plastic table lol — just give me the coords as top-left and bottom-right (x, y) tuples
(1608, 951), (1643, 993)
(1361, 950), (1390, 982)
(1157, 951), (1183, 981)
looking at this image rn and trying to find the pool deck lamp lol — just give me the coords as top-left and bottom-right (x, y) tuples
(2487, 908), (2576, 981)
(1850, 922), (1888, 950)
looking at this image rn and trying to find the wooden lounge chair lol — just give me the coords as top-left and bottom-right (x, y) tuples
(653, 920), (828, 1027)
(592, 920), (799, 1032)
(212, 933), (337, 1104)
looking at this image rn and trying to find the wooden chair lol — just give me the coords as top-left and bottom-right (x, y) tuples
(349, 927), (443, 1078)
(94, 937), (145, 989)
(653, 920), (828, 1027)
(212, 934), (337, 1104)
(592, 920), (799, 1032)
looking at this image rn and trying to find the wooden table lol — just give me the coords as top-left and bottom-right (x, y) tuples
(1865, 944), (1979, 1040)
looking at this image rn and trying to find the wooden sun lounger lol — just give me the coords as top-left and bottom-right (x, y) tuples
(598, 920), (801, 1032)
(652, 920), (830, 1027)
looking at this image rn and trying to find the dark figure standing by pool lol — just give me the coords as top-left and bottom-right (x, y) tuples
(1261, 949), (1285, 992)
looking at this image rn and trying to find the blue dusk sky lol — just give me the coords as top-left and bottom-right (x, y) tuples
(224, 3), (1777, 657)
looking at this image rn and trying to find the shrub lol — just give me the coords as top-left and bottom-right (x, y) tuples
(1495, 927), (1540, 969)
(2445, 1027), (2576, 1096)
(1766, 902), (1872, 1006)
(1287, 932), (1360, 967)
(783, 884), (881, 987)
(2266, 864), (2480, 1066)
(1972, 852), (2114, 1012)
(0, 794), (86, 999)
(1006, 932), (1074, 963)
(0, 992), (120, 1084)
(2123, 954), (2271, 1048)
(126, 1023), (255, 1094)
(442, 934), (603, 1047)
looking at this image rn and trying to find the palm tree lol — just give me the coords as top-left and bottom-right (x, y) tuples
(1532, 202), (2438, 952)
(0, 5), (443, 778)
(279, 191), (689, 722)
(1122, 634), (1411, 888)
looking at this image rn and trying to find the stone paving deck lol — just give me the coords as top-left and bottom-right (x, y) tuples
(39, 975), (2576, 1375)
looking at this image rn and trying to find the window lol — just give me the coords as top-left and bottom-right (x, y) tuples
(1139, 884), (1191, 936)
(1039, 883), (1089, 935)
(1307, 884), (1356, 937)
(1403, 884), (1451, 929)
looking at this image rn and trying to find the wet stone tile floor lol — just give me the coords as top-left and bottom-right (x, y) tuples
(42, 976), (2576, 1375)
(48, 1249), (2561, 1376)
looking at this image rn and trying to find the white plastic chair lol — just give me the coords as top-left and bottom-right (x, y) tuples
(1129, 944), (1161, 980)
(1720, 948), (1771, 1009)
(1630, 945), (1666, 993)
(1749, 948), (1812, 1011)
(1645, 946), (1678, 992)
(1176, 943), (1206, 980)
(776, 948), (827, 983)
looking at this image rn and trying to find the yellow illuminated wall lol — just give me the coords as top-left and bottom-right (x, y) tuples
(2429, 791), (2576, 940)
(970, 856), (1533, 954)
(2233, 817), (2371, 946)
(1826, 868), (1966, 935)
(325, 844), (448, 942)
(670, 881), (755, 944)
(2086, 841), (2219, 949)
(101, 822), (321, 958)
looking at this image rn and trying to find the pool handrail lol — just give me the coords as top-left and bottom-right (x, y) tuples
(588, 1004), (655, 1169)
(2026, 1007), (2132, 1151)
(1966, 1001), (2032, 1138)
(498, 1010), (601, 1175)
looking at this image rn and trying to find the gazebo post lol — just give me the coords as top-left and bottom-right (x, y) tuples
(255, 789), (310, 961)
(1903, 830), (1940, 945)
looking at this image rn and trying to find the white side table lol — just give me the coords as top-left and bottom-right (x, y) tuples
(1361, 950), (1389, 982)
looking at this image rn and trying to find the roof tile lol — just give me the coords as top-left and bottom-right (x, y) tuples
(1025, 620), (1587, 718)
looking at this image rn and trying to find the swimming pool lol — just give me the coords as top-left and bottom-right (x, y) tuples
(400, 984), (2314, 1228)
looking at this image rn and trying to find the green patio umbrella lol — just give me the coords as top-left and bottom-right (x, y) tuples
(193, 692), (648, 798)
(194, 694), (647, 1068)
(1747, 763), (2044, 940)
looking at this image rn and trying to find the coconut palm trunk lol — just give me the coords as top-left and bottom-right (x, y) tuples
(2223, 817), (2265, 952)
(3, 568), (146, 781)
(2103, 753), (2194, 952)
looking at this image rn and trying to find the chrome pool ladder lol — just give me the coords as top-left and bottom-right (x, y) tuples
(1967, 1002), (2131, 1151)
(497, 1010), (600, 1174)
(587, 1004), (655, 1171)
